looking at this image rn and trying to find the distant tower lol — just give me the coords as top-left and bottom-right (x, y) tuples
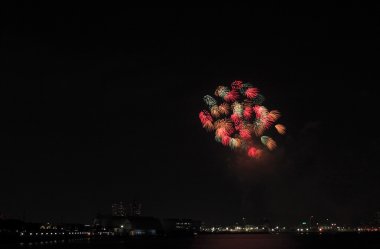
(242, 217), (247, 226)
(112, 201), (127, 217)
(128, 200), (142, 216)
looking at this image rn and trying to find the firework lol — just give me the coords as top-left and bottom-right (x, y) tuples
(215, 86), (229, 98)
(221, 136), (231, 146)
(253, 120), (265, 136)
(199, 110), (214, 131)
(214, 119), (234, 133)
(231, 80), (243, 90)
(245, 88), (259, 99)
(224, 90), (239, 102)
(215, 135), (222, 143)
(252, 94), (265, 105)
(261, 136), (277, 151)
(239, 129), (251, 140)
(268, 110), (281, 122)
(210, 105), (220, 118)
(229, 137), (241, 149)
(199, 80), (285, 159)
(199, 110), (212, 122)
(231, 113), (240, 124)
(275, 124), (286, 134)
(243, 106), (253, 120)
(232, 102), (243, 116)
(218, 103), (230, 115)
(253, 105), (268, 119)
(203, 95), (217, 107)
(247, 147), (262, 159)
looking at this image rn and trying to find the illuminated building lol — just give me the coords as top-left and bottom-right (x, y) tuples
(128, 200), (142, 216)
(93, 215), (162, 236)
(112, 202), (127, 217)
(161, 218), (201, 235)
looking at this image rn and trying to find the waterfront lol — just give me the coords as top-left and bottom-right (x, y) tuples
(3, 234), (380, 249)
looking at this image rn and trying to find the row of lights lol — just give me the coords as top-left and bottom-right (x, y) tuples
(21, 232), (89, 236)
(20, 238), (91, 247)
(358, 228), (380, 232)
(204, 226), (284, 232)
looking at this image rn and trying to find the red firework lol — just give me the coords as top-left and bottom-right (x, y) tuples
(239, 129), (251, 140)
(199, 110), (213, 124)
(245, 88), (259, 99)
(247, 147), (262, 158)
(230, 113), (241, 124)
(224, 90), (239, 102)
(221, 136), (231, 146)
(231, 80), (243, 90)
(243, 107), (253, 120)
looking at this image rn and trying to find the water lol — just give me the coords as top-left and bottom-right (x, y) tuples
(5, 234), (380, 249)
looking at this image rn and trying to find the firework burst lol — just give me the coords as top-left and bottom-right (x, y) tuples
(199, 80), (285, 159)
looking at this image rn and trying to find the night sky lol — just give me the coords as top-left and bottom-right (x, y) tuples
(1, 6), (379, 226)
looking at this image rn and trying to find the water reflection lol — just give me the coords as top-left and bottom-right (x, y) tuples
(8, 234), (380, 249)
(190, 234), (296, 249)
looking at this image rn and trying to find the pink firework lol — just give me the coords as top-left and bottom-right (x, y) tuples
(231, 80), (243, 90)
(253, 105), (268, 119)
(230, 113), (241, 124)
(234, 123), (242, 131)
(221, 136), (231, 146)
(216, 128), (228, 137)
(239, 129), (251, 140)
(245, 87), (259, 99)
(224, 90), (239, 102)
(247, 147), (263, 159)
(243, 106), (253, 120)
(199, 110), (213, 124)
(247, 147), (258, 158)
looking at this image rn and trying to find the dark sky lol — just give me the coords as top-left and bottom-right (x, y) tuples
(1, 6), (379, 226)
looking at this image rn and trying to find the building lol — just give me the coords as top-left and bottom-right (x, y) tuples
(93, 215), (131, 235)
(112, 202), (127, 217)
(112, 200), (142, 217)
(127, 216), (161, 236)
(161, 218), (201, 236)
(128, 200), (142, 216)
(93, 215), (162, 236)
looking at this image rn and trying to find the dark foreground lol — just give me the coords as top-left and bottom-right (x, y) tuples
(3, 234), (380, 249)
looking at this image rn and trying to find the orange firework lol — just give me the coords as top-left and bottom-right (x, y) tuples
(275, 124), (286, 135)
(210, 106), (220, 118)
(218, 103), (230, 115)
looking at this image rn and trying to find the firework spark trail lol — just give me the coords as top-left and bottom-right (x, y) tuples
(274, 124), (286, 135)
